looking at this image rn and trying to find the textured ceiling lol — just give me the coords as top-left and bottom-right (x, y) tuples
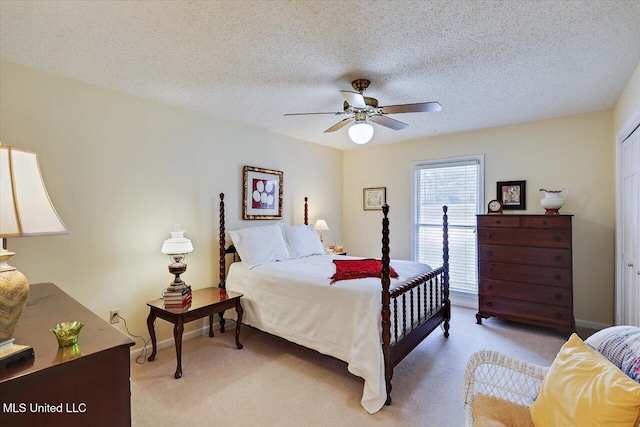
(1, 1), (640, 150)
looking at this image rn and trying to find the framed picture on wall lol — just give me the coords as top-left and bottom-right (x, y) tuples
(363, 187), (386, 210)
(243, 165), (283, 219)
(497, 180), (526, 210)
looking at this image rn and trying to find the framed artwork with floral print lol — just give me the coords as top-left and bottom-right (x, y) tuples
(243, 165), (283, 219)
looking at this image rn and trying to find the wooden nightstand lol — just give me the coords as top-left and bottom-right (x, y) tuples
(146, 287), (243, 379)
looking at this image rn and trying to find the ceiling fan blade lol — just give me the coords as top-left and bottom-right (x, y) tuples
(340, 90), (367, 109)
(284, 111), (345, 116)
(380, 102), (442, 114)
(324, 117), (355, 133)
(370, 115), (408, 130)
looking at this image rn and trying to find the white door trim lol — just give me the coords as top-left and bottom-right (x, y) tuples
(615, 107), (640, 325)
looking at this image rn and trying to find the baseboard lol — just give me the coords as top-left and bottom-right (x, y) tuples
(575, 318), (611, 331)
(450, 294), (477, 310)
(129, 321), (224, 360)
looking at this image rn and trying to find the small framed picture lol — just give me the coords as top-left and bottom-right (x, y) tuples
(363, 187), (386, 210)
(243, 165), (283, 220)
(497, 180), (526, 210)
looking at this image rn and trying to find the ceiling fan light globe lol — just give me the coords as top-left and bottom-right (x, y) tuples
(348, 122), (374, 144)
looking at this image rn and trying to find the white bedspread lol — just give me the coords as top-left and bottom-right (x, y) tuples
(225, 254), (432, 414)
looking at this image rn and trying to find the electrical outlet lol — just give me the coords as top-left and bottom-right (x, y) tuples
(109, 310), (120, 324)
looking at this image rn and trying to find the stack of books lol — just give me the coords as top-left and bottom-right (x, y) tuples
(162, 285), (192, 308)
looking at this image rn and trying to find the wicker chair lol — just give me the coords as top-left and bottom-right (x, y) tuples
(462, 350), (549, 427)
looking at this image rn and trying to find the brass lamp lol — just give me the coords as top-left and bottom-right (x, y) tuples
(161, 226), (193, 290)
(0, 145), (69, 367)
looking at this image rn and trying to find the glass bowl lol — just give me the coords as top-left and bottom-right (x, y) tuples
(51, 321), (85, 347)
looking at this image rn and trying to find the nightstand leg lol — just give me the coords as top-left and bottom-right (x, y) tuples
(147, 310), (157, 362)
(219, 311), (226, 333)
(235, 300), (243, 349)
(208, 314), (215, 337)
(173, 317), (184, 379)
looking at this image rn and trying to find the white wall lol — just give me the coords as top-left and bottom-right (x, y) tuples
(343, 111), (615, 325)
(0, 60), (343, 349)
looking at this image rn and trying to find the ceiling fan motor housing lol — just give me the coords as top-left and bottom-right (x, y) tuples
(351, 79), (371, 92)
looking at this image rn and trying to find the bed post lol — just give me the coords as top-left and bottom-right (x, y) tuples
(219, 192), (226, 290)
(304, 196), (308, 225)
(381, 203), (393, 405)
(442, 205), (450, 338)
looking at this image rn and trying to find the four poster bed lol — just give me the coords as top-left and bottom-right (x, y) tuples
(217, 193), (450, 413)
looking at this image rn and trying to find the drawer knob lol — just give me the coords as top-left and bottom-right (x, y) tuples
(495, 220), (501, 224)
(542, 220), (548, 225)
(487, 268), (493, 274)
(554, 274), (562, 280)
(555, 293), (562, 299)
(485, 233), (492, 238)
(554, 235), (561, 242)
(486, 302), (493, 307)
(487, 284), (493, 290)
(555, 313), (562, 318)
(554, 255), (561, 261)
(486, 250), (492, 256)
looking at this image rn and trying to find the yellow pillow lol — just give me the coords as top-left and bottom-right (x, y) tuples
(473, 393), (534, 427)
(530, 333), (640, 426)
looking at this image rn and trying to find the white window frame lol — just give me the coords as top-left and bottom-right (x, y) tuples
(411, 155), (484, 308)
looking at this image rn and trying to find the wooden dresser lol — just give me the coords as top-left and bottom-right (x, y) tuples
(0, 283), (134, 426)
(476, 214), (575, 331)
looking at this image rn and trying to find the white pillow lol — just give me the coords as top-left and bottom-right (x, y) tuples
(229, 223), (291, 268)
(282, 224), (325, 258)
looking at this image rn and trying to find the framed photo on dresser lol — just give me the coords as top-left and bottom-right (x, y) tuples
(496, 180), (526, 210)
(243, 165), (283, 220)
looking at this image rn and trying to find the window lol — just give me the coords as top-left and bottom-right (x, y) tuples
(412, 156), (484, 296)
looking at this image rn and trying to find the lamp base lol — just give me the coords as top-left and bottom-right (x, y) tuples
(0, 338), (34, 368)
(168, 261), (187, 289)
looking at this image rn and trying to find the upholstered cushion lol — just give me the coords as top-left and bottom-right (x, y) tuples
(229, 223), (291, 268)
(472, 393), (534, 427)
(529, 333), (640, 426)
(282, 224), (325, 258)
(585, 326), (640, 383)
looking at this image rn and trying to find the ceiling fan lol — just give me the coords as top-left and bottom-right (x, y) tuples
(284, 79), (442, 144)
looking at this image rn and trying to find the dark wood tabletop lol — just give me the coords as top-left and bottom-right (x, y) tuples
(1, 282), (134, 383)
(0, 282), (135, 427)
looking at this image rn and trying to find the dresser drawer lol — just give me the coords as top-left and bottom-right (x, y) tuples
(477, 216), (520, 228)
(480, 279), (572, 307)
(479, 262), (571, 287)
(479, 296), (573, 327)
(520, 216), (571, 229)
(479, 245), (571, 268)
(477, 228), (571, 249)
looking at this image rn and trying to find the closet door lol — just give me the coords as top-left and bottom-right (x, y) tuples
(621, 127), (640, 326)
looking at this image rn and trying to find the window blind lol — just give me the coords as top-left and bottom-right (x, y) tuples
(413, 158), (483, 295)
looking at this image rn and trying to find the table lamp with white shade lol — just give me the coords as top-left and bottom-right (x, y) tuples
(314, 219), (329, 243)
(0, 145), (69, 367)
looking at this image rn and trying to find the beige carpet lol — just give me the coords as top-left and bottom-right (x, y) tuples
(130, 306), (587, 426)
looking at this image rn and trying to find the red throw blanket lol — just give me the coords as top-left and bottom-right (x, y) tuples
(330, 259), (398, 284)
